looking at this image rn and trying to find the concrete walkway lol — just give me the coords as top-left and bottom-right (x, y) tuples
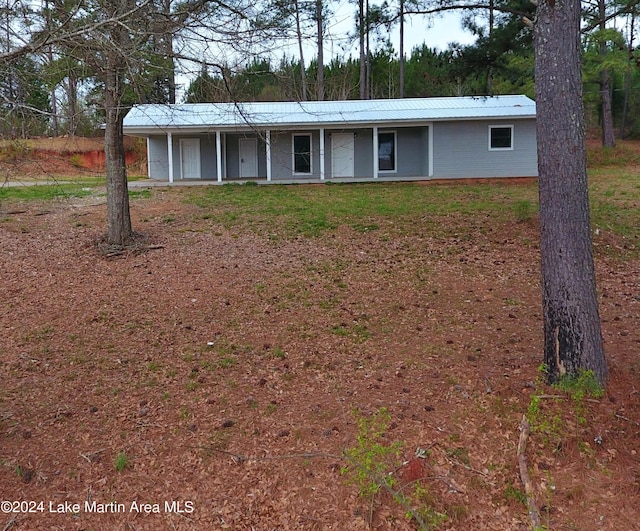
(0, 177), (433, 188)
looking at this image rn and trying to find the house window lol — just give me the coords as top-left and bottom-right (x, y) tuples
(378, 131), (396, 172)
(489, 125), (514, 150)
(292, 134), (312, 174)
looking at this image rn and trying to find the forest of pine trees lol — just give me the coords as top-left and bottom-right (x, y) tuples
(1, 0), (640, 140)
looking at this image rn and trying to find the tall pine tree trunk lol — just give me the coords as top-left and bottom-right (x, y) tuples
(620, 11), (635, 138)
(534, 0), (607, 384)
(316, 0), (324, 101)
(293, 0), (307, 101)
(399, 0), (404, 98)
(358, 0), (366, 99)
(598, 0), (615, 147)
(104, 50), (133, 247)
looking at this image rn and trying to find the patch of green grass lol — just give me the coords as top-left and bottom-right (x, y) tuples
(0, 183), (98, 201)
(587, 141), (640, 168)
(351, 221), (380, 232)
(589, 169), (640, 248)
(129, 189), (152, 199)
(218, 356), (237, 369)
(330, 324), (350, 337)
(183, 181), (539, 239)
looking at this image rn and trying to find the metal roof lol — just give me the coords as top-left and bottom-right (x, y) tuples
(123, 95), (536, 134)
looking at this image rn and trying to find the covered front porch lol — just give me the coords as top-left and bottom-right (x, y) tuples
(145, 125), (434, 183)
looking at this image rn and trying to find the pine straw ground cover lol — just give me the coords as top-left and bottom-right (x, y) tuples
(1, 158), (640, 530)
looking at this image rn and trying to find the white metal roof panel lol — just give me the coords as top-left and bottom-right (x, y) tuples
(123, 95), (536, 133)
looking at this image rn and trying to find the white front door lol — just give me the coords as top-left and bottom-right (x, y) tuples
(180, 138), (201, 179)
(239, 138), (258, 178)
(331, 133), (354, 178)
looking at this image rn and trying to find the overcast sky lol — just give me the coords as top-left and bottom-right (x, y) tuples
(175, 8), (478, 98)
(323, 6), (477, 58)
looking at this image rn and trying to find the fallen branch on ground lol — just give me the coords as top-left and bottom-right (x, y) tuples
(518, 414), (541, 530)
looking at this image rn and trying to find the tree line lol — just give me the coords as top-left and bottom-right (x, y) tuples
(1, 0), (639, 142)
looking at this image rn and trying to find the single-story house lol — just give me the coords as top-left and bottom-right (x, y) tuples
(122, 95), (537, 183)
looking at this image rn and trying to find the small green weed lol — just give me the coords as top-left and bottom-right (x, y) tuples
(504, 483), (527, 506)
(553, 370), (604, 400)
(69, 154), (84, 168)
(527, 368), (603, 452)
(341, 408), (402, 498)
(264, 402), (278, 415)
(406, 482), (448, 529)
(526, 393), (563, 448)
(553, 370), (603, 426)
(513, 199), (534, 222)
(114, 452), (128, 472)
(341, 408), (445, 529)
(218, 356), (237, 369)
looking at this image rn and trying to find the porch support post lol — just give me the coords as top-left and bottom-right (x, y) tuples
(373, 126), (379, 179)
(146, 138), (151, 178)
(319, 128), (325, 180)
(216, 130), (222, 183)
(167, 132), (174, 184)
(428, 123), (434, 177)
(266, 129), (272, 182)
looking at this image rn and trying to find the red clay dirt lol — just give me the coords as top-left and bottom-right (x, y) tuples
(0, 136), (144, 179)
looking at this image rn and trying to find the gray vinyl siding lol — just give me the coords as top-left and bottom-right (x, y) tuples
(353, 129), (374, 178)
(197, 135), (217, 179)
(224, 134), (267, 179)
(144, 118), (535, 182)
(270, 131), (321, 180)
(148, 135), (169, 180)
(388, 127), (429, 178)
(432, 119), (537, 178)
(158, 135), (224, 180)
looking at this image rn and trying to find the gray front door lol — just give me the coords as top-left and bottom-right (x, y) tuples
(239, 138), (258, 178)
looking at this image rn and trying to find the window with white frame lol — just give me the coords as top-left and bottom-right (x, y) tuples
(378, 131), (396, 171)
(489, 125), (514, 150)
(292, 134), (312, 174)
